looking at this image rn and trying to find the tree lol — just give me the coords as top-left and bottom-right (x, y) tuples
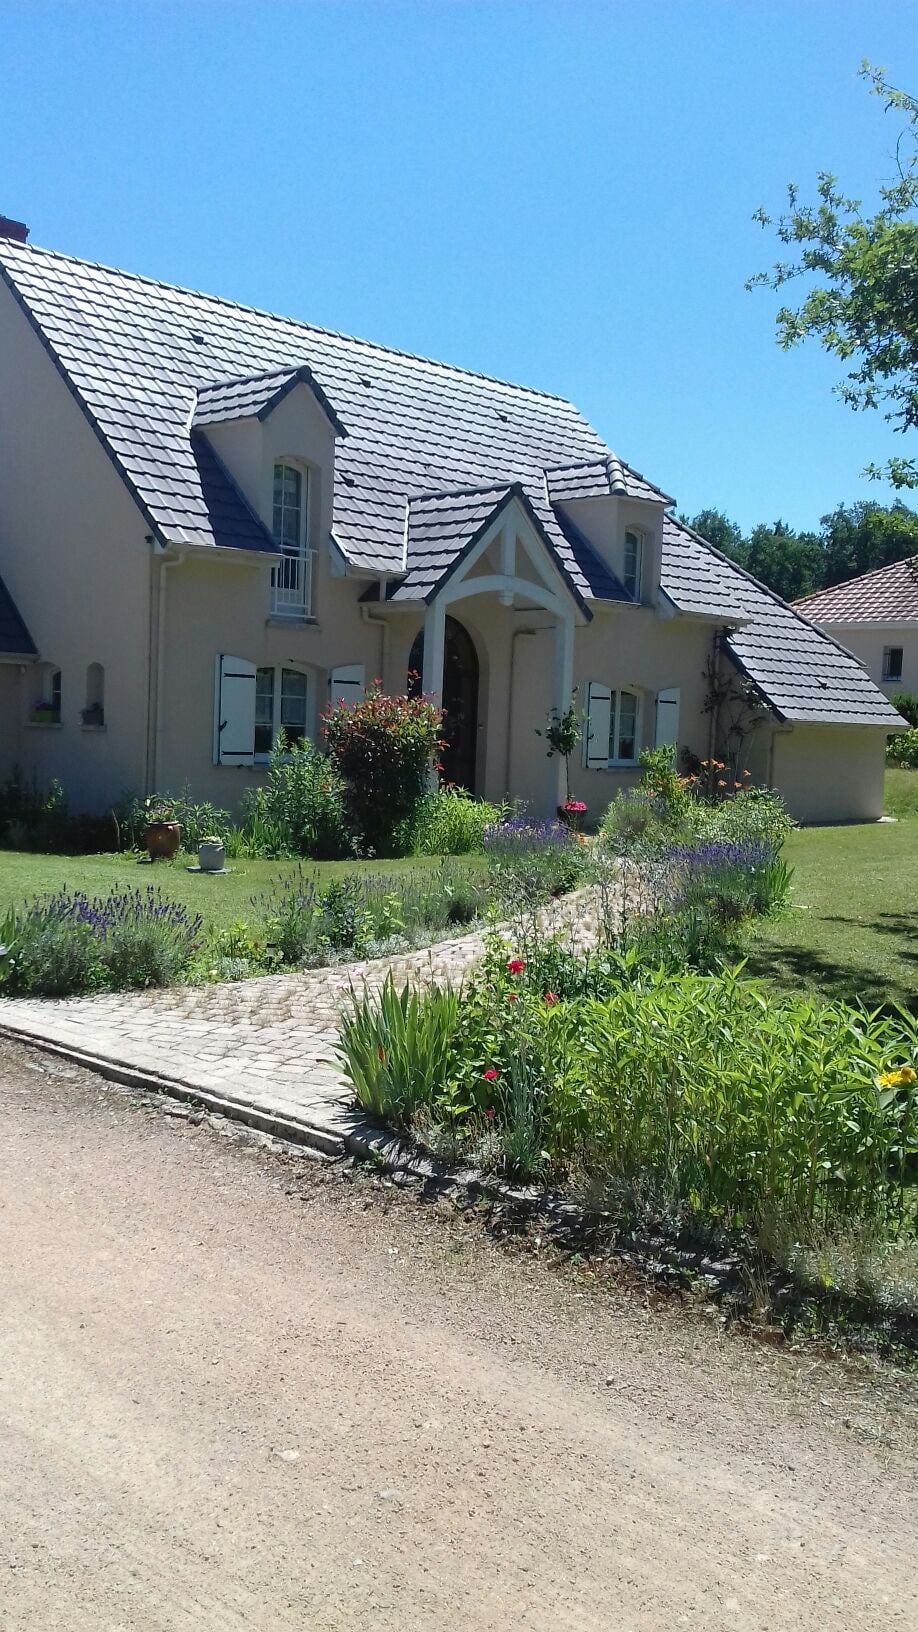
(680, 508), (746, 562)
(819, 499), (918, 586)
(743, 521), (822, 602)
(749, 63), (918, 489)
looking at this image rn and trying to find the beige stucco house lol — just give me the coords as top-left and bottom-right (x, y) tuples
(795, 558), (918, 706)
(0, 227), (903, 827)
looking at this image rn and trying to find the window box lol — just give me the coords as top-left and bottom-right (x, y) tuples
(29, 706), (60, 726)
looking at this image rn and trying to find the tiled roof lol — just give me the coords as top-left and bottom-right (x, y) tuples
(544, 455), (672, 507)
(794, 556), (918, 623)
(193, 363), (347, 435)
(664, 517), (904, 727)
(389, 481), (590, 612)
(0, 241), (612, 579)
(0, 571), (36, 655)
(0, 241), (902, 728)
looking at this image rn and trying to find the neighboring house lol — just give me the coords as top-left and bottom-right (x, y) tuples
(0, 228), (904, 827)
(795, 558), (918, 704)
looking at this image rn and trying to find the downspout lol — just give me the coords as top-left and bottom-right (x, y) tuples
(360, 578), (389, 686)
(151, 548), (184, 793)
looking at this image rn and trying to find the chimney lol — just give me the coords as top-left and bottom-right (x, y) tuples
(0, 216), (29, 243)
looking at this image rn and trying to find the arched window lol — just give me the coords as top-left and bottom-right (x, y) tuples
(83, 663), (105, 727)
(30, 664), (61, 724)
(271, 461), (315, 619)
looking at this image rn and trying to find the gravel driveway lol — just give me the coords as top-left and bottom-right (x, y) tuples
(0, 1039), (915, 1631)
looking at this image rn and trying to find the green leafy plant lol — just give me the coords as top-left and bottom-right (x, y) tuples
(338, 975), (461, 1128)
(406, 787), (504, 855)
(888, 728), (918, 769)
(244, 735), (351, 859)
(536, 698), (582, 802)
(323, 683), (443, 856)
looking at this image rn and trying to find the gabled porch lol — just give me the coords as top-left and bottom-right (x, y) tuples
(367, 482), (590, 813)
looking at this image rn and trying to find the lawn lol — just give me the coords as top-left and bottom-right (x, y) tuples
(0, 850), (473, 937)
(746, 782), (918, 1010)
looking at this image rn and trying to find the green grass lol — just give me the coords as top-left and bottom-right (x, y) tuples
(0, 851), (474, 937)
(884, 767), (918, 821)
(746, 801), (918, 1010)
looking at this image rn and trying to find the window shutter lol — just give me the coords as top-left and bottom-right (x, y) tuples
(654, 687), (680, 753)
(583, 682), (612, 769)
(328, 664), (365, 709)
(214, 654), (256, 765)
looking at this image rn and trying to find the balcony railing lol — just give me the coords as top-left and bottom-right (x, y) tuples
(271, 545), (316, 620)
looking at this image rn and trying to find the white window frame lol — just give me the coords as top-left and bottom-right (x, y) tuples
(882, 645), (904, 681)
(271, 461), (316, 620)
(255, 663), (310, 762)
(608, 687), (642, 766)
(623, 529), (644, 601)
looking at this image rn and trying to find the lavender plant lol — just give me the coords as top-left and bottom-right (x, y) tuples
(0, 887), (203, 995)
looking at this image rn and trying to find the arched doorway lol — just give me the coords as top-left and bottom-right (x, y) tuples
(408, 615), (480, 792)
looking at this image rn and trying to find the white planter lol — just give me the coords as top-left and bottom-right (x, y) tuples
(197, 840), (226, 873)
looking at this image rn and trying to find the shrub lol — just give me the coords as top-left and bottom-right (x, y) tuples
(0, 887), (203, 995)
(255, 860), (486, 965)
(484, 816), (585, 906)
(338, 975), (461, 1129)
(407, 787), (504, 855)
(244, 735), (352, 859)
(892, 692), (918, 730)
(323, 684), (443, 856)
(338, 957), (918, 1237)
(888, 728), (918, 768)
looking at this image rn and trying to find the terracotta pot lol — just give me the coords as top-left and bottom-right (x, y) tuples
(144, 820), (182, 861)
(197, 840), (225, 873)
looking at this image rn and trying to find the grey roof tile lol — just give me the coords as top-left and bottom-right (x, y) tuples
(0, 571), (36, 655)
(664, 517), (904, 727)
(794, 556), (918, 623)
(0, 241), (901, 728)
(193, 363), (347, 435)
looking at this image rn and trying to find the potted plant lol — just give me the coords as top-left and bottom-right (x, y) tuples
(81, 702), (105, 728)
(197, 835), (226, 873)
(142, 797), (182, 861)
(536, 699), (585, 824)
(29, 705), (59, 725)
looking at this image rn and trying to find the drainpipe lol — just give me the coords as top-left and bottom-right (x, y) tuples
(151, 548), (184, 793)
(505, 625), (536, 796)
(360, 584), (389, 687)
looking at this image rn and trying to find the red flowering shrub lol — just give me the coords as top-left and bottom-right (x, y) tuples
(323, 683), (444, 855)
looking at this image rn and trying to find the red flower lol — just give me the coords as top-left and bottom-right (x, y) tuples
(483, 1067), (498, 1081)
(507, 958), (525, 975)
(377, 1045), (386, 1063)
(506, 992), (518, 1002)
(484, 1107), (496, 1119)
(544, 991), (559, 1005)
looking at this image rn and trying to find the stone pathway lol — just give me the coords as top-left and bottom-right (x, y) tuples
(0, 892), (600, 1155)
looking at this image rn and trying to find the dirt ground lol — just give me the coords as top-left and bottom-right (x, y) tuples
(0, 1038), (915, 1631)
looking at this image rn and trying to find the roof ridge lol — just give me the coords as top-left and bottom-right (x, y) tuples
(666, 513), (879, 676)
(794, 551), (918, 606)
(409, 479), (518, 503)
(1, 239), (578, 407)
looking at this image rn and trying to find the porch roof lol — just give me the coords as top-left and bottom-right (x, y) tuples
(383, 481), (591, 616)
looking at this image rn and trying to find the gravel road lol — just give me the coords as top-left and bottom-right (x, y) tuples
(0, 1038), (915, 1631)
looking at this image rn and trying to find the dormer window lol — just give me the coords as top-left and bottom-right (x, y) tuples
(271, 461), (314, 619)
(623, 529), (643, 601)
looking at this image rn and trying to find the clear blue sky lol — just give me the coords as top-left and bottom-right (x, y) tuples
(3, 0), (917, 532)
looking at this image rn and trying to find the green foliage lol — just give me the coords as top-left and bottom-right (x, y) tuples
(888, 728), (918, 768)
(339, 951), (918, 1240)
(893, 692), (918, 729)
(324, 683), (444, 856)
(244, 735), (351, 859)
(484, 817), (587, 909)
(683, 500), (918, 602)
(406, 787), (504, 856)
(338, 975), (461, 1129)
(0, 887), (202, 996)
(749, 62), (918, 491)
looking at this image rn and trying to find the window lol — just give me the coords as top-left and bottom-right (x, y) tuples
(883, 646), (904, 681)
(83, 662), (105, 727)
(623, 530), (643, 600)
(610, 688), (639, 762)
(31, 665), (61, 724)
(271, 461), (315, 619)
(255, 665), (308, 758)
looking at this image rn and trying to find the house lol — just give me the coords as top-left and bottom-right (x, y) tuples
(795, 558), (918, 703)
(0, 226), (904, 829)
